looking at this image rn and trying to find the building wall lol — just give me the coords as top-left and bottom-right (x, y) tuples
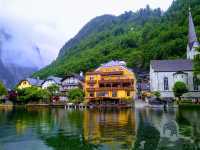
(17, 80), (32, 89)
(42, 80), (57, 89)
(61, 77), (80, 91)
(187, 42), (199, 60)
(84, 65), (136, 102)
(150, 65), (199, 97)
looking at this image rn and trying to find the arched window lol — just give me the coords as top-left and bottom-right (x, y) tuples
(193, 76), (199, 91)
(164, 77), (169, 91)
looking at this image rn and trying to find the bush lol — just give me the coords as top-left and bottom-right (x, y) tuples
(153, 91), (161, 98)
(173, 81), (188, 100)
(0, 81), (7, 97)
(68, 88), (84, 103)
(16, 87), (51, 104)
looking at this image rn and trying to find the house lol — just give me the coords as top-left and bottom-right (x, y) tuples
(150, 9), (200, 98)
(84, 61), (136, 104)
(60, 74), (83, 92)
(17, 78), (44, 89)
(41, 76), (62, 89)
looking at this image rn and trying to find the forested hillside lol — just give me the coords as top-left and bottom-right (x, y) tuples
(33, 0), (200, 78)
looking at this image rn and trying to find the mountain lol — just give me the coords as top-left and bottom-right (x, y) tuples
(0, 28), (43, 88)
(33, 0), (200, 78)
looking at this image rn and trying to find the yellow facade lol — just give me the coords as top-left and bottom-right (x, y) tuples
(83, 109), (136, 147)
(17, 80), (32, 89)
(84, 62), (136, 104)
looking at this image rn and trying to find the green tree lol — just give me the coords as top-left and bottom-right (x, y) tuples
(173, 81), (188, 101)
(154, 91), (161, 99)
(47, 84), (59, 96)
(68, 88), (84, 104)
(0, 81), (7, 97)
(194, 47), (200, 79)
(16, 87), (51, 104)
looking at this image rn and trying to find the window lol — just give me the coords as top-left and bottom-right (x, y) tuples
(112, 91), (117, 97)
(97, 92), (108, 97)
(193, 76), (199, 91)
(164, 77), (169, 91)
(90, 93), (94, 97)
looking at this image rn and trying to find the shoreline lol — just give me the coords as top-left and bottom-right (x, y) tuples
(0, 103), (134, 109)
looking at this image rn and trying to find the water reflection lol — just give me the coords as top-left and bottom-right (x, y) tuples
(0, 107), (200, 150)
(83, 109), (136, 149)
(134, 108), (200, 150)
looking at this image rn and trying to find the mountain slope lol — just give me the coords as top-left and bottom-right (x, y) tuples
(34, 0), (200, 78)
(0, 28), (43, 88)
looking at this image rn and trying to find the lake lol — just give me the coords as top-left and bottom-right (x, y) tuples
(0, 107), (199, 150)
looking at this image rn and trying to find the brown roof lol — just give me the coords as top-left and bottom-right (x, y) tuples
(151, 59), (193, 72)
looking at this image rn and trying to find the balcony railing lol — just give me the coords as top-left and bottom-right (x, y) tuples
(86, 80), (97, 84)
(86, 87), (134, 92)
(99, 79), (134, 84)
(86, 71), (123, 76)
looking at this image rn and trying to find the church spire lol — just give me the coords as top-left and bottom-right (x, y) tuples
(187, 7), (199, 60)
(188, 8), (198, 49)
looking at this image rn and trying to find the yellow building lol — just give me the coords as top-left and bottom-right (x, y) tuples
(17, 78), (43, 89)
(84, 61), (136, 104)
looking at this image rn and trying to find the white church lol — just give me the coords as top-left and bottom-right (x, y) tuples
(150, 9), (200, 98)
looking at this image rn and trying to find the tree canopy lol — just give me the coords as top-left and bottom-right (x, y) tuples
(0, 81), (7, 96)
(68, 88), (84, 103)
(33, 0), (200, 78)
(173, 81), (188, 100)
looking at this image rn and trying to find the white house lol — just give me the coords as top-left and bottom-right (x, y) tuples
(41, 76), (62, 89)
(60, 74), (84, 92)
(150, 9), (200, 98)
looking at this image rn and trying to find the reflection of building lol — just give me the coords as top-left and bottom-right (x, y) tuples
(84, 61), (136, 104)
(150, 10), (200, 98)
(135, 108), (180, 149)
(83, 109), (136, 149)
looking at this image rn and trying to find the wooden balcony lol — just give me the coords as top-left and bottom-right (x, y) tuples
(86, 80), (97, 84)
(100, 71), (123, 76)
(86, 87), (134, 92)
(86, 71), (123, 76)
(99, 79), (134, 84)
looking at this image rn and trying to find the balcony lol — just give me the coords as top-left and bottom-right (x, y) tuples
(86, 80), (97, 84)
(86, 71), (123, 76)
(86, 87), (134, 92)
(99, 79), (134, 84)
(100, 71), (123, 76)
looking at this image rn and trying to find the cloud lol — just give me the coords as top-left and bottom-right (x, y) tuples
(0, 0), (173, 67)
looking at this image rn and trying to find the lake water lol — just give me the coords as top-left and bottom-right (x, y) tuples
(0, 107), (199, 150)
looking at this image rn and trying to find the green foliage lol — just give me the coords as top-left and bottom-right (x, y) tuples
(33, 0), (200, 78)
(0, 81), (7, 96)
(173, 81), (188, 99)
(68, 88), (84, 103)
(16, 87), (51, 104)
(153, 91), (161, 98)
(47, 84), (59, 96)
(194, 47), (200, 78)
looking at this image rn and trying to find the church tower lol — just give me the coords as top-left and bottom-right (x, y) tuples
(187, 8), (199, 59)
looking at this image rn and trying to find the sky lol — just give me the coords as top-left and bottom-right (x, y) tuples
(0, 0), (173, 66)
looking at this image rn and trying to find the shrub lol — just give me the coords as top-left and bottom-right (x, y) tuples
(16, 87), (51, 104)
(68, 88), (84, 103)
(0, 81), (7, 97)
(173, 81), (188, 100)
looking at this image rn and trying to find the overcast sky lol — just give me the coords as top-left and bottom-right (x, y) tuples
(0, 0), (173, 65)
